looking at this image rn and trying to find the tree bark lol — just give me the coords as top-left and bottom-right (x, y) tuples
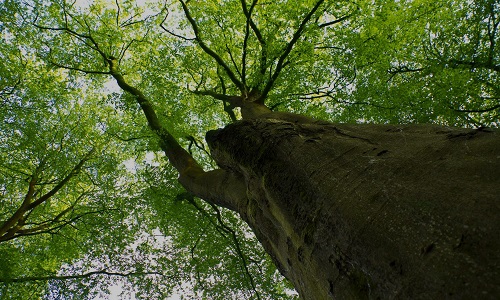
(206, 118), (500, 299)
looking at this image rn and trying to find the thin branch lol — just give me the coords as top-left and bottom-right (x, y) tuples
(192, 89), (238, 103)
(33, 17), (90, 39)
(120, 12), (141, 27)
(119, 6), (166, 29)
(207, 202), (261, 300)
(179, 0), (245, 93)
(27, 148), (95, 210)
(119, 5), (168, 28)
(241, 0), (266, 80)
(240, 0), (259, 88)
(160, 9), (196, 41)
(216, 68), (238, 122)
(0, 270), (163, 283)
(118, 25), (151, 63)
(225, 44), (243, 80)
(259, 0), (326, 102)
(176, 193), (228, 238)
(453, 103), (500, 113)
(186, 135), (212, 158)
(293, 86), (396, 110)
(34, 13), (109, 63)
(447, 58), (500, 72)
(387, 66), (425, 82)
(107, 132), (152, 142)
(48, 60), (110, 75)
(184, 196), (260, 299)
(115, 0), (121, 27)
(318, 14), (350, 28)
(314, 45), (345, 50)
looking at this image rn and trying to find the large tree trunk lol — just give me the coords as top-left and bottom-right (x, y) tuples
(206, 118), (500, 299)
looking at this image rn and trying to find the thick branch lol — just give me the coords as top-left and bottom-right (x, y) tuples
(36, 14), (247, 211)
(108, 59), (202, 177)
(178, 169), (246, 212)
(0, 193), (93, 242)
(0, 173), (38, 238)
(33, 15), (108, 60)
(107, 59), (246, 210)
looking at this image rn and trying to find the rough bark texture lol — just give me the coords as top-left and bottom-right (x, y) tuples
(206, 118), (500, 299)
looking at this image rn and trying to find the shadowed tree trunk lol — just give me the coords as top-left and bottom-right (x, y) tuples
(206, 117), (500, 299)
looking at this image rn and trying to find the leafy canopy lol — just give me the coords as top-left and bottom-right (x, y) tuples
(0, 0), (498, 299)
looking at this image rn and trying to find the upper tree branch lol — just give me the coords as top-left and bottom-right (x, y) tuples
(486, 1), (499, 65)
(191, 89), (239, 122)
(240, 0), (259, 88)
(318, 14), (350, 28)
(179, 0), (245, 93)
(259, 0), (325, 102)
(218, 69), (238, 122)
(241, 0), (267, 81)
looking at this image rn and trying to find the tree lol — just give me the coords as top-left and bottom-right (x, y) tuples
(1, 0), (499, 299)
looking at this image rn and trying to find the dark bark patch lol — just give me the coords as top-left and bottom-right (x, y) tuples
(297, 246), (304, 262)
(389, 260), (403, 275)
(376, 149), (389, 156)
(446, 127), (492, 140)
(420, 243), (436, 256)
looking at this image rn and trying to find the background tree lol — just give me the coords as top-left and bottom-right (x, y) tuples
(0, 0), (499, 299)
